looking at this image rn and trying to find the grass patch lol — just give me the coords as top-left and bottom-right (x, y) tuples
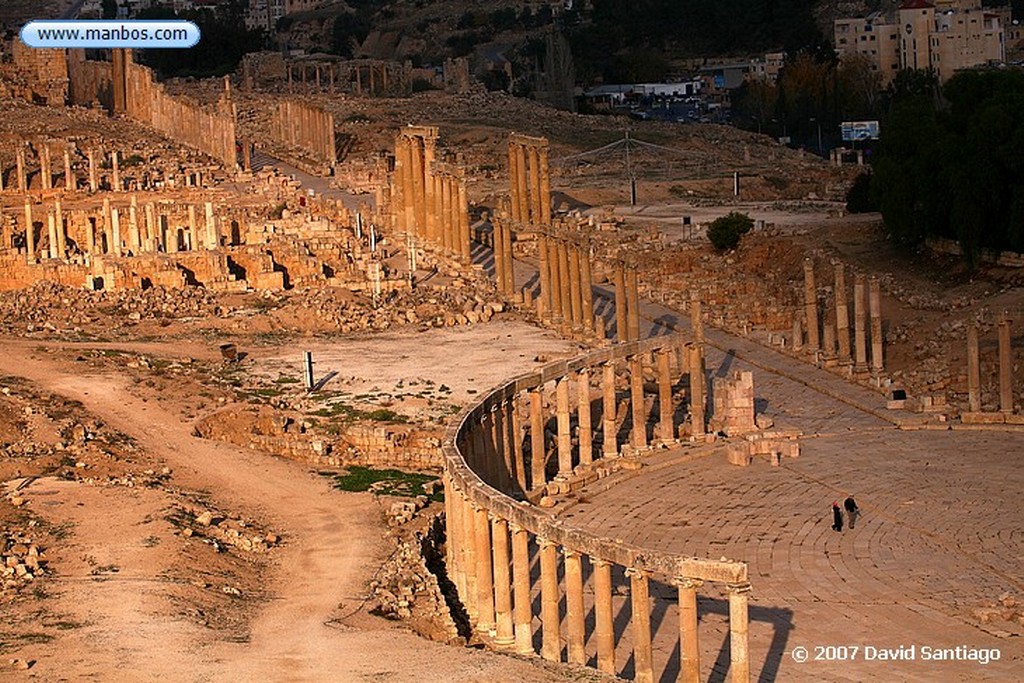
(324, 466), (442, 501)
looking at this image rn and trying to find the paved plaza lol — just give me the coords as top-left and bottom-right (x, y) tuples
(552, 354), (1023, 682)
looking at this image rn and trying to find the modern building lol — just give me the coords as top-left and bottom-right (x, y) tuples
(834, 0), (1005, 84)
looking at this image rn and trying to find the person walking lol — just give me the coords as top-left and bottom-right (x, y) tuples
(844, 496), (859, 529)
(831, 501), (843, 532)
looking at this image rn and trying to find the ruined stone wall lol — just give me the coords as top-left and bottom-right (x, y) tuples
(123, 56), (237, 169)
(67, 51), (113, 111)
(0, 41), (68, 105)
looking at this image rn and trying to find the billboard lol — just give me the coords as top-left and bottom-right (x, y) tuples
(841, 120), (880, 142)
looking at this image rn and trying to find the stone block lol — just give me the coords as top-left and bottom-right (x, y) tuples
(962, 412), (1007, 425)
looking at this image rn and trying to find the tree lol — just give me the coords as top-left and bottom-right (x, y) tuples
(708, 212), (754, 251)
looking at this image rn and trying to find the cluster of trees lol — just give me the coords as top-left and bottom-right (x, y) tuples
(732, 48), (884, 151)
(135, 1), (267, 78)
(869, 70), (1024, 263)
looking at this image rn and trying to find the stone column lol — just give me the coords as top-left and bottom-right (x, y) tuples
(677, 578), (703, 683)
(792, 317), (802, 351)
(462, 494), (478, 621)
(23, 201), (34, 260)
(46, 213), (57, 259)
(445, 482), (463, 599)
(822, 304), (836, 360)
(110, 207), (122, 256)
(514, 142), (529, 226)
(501, 213), (514, 296)
(63, 147), (74, 191)
(411, 139), (426, 237)
(128, 196), (140, 254)
(54, 198), (66, 258)
(577, 368), (592, 467)
(187, 204), (197, 252)
(549, 238), (563, 323)
(529, 146), (542, 224)
(529, 388), (546, 490)
(853, 274), (868, 372)
(558, 241), (572, 335)
(657, 348), (673, 442)
(602, 361), (617, 457)
(803, 259), (819, 352)
(593, 558), (615, 674)
(967, 324), (981, 413)
(474, 505), (495, 635)
(441, 175), (453, 252)
(492, 404), (509, 492)
(458, 175), (471, 261)
(493, 218), (506, 295)
(627, 568), (654, 683)
(539, 144), (552, 226)
(581, 248), (594, 333)
(728, 583), (752, 683)
(690, 291), (703, 343)
(568, 245), (582, 330)
(614, 264), (627, 341)
(556, 377), (572, 479)
(511, 525), (533, 654)
(491, 517), (514, 648)
(511, 399), (527, 492)
(101, 197), (112, 254)
(835, 263), (851, 362)
(539, 538), (561, 662)
(999, 317), (1013, 414)
(40, 144), (52, 190)
(507, 142), (520, 223)
(401, 137), (415, 235)
(630, 355), (647, 450)
(16, 146), (27, 191)
(204, 202), (217, 249)
(869, 277), (883, 373)
(111, 151), (120, 192)
(564, 549), (586, 665)
(689, 344), (706, 437)
(626, 268), (641, 342)
(538, 234), (551, 321)
(84, 212), (95, 255)
(424, 162), (436, 245)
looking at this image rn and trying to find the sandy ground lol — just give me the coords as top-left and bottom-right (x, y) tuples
(0, 323), (583, 682)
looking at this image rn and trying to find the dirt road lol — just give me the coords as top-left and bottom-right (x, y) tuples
(0, 341), (571, 682)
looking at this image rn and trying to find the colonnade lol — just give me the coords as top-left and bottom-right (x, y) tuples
(534, 228), (599, 338)
(392, 127), (471, 260)
(801, 258), (883, 373)
(6, 196), (229, 262)
(272, 100), (336, 165)
(2, 141), (213, 195)
(443, 334), (749, 682)
(507, 133), (551, 227)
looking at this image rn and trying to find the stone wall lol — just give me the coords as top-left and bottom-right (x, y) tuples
(122, 54), (237, 169)
(67, 50), (113, 110)
(0, 40), (68, 105)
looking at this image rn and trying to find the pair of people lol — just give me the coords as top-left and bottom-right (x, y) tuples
(831, 497), (859, 531)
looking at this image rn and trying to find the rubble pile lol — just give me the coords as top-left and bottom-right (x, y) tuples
(172, 503), (280, 555)
(370, 510), (463, 645)
(1, 527), (47, 594)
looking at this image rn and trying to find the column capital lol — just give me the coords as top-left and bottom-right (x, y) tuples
(727, 581), (752, 595)
(591, 556), (612, 569)
(674, 577), (705, 590)
(537, 536), (558, 550)
(509, 522), (528, 535)
(561, 547), (581, 559)
(624, 566), (648, 580)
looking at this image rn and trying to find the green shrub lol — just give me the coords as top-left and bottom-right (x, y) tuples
(707, 211), (754, 251)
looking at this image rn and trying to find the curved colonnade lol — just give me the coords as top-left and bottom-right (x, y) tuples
(442, 333), (752, 682)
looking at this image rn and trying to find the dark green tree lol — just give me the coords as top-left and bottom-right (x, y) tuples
(708, 212), (754, 251)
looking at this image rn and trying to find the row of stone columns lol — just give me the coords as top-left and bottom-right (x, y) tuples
(801, 259), (883, 373)
(392, 127), (472, 261)
(614, 261), (642, 342)
(966, 317), (1016, 414)
(507, 133), (552, 227)
(445, 334), (750, 681)
(491, 202), (515, 298)
(460, 342), (707, 498)
(272, 100), (336, 165)
(444, 486), (751, 683)
(536, 230), (599, 338)
(284, 60), (411, 97)
(7, 197), (224, 262)
(2, 144), (216, 195)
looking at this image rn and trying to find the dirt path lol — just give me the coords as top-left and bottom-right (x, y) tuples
(0, 344), (568, 682)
